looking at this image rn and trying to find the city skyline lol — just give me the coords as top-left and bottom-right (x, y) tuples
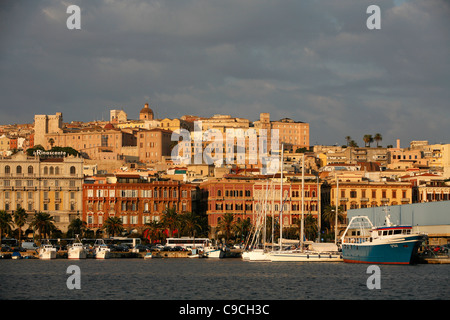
(1, 0), (449, 148)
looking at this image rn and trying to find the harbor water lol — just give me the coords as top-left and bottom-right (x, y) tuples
(0, 259), (448, 301)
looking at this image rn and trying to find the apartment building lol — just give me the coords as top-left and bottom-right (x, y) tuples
(0, 151), (84, 232)
(82, 174), (199, 233)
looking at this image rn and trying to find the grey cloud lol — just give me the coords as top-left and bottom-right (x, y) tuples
(0, 0), (448, 147)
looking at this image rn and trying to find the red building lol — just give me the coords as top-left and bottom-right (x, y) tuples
(83, 174), (199, 234)
(201, 173), (321, 232)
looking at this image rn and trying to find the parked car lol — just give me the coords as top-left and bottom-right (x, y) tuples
(133, 244), (150, 252)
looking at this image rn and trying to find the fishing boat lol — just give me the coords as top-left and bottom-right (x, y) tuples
(38, 243), (57, 260)
(340, 214), (427, 265)
(144, 251), (153, 259)
(68, 236), (88, 259)
(93, 239), (111, 259)
(204, 246), (223, 258)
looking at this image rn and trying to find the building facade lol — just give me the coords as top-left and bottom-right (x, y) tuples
(82, 175), (199, 233)
(0, 151), (84, 232)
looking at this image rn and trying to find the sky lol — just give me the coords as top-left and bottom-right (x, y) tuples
(0, 0), (449, 148)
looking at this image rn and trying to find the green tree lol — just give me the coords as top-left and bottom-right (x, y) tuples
(102, 216), (124, 237)
(216, 212), (235, 243)
(0, 210), (13, 245)
(233, 218), (252, 243)
(26, 145), (45, 157)
(322, 205), (345, 238)
(363, 134), (374, 147)
(374, 133), (383, 147)
(345, 136), (352, 146)
(143, 220), (163, 244)
(67, 218), (87, 238)
(13, 207), (28, 246)
(180, 211), (202, 238)
(30, 212), (56, 243)
(161, 208), (180, 238)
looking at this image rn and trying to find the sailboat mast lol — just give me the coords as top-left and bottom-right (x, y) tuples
(279, 144), (283, 251)
(301, 153), (305, 250)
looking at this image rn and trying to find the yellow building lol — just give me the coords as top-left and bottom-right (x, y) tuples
(0, 151), (84, 233)
(326, 178), (412, 213)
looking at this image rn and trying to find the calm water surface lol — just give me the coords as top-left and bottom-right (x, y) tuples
(0, 258), (448, 300)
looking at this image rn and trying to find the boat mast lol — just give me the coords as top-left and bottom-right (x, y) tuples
(300, 153), (305, 250)
(335, 173), (339, 245)
(279, 144), (284, 252)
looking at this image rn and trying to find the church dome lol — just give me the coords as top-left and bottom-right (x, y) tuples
(140, 103), (154, 120)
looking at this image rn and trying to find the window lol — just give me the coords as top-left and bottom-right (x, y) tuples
(70, 166), (76, 175)
(350, 191), (357, 198)
(16, 166), (22, 174)
(28, 166), (33, 174)
(5, 165), (10, 174)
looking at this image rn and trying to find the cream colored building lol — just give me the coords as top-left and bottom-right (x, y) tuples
(0, 151), (84, 233)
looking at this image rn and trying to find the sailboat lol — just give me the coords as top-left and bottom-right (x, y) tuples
(269, 154), (343, 262)
(243, 146), (285, 262)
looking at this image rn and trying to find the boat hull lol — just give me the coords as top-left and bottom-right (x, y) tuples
(68, 249), (87, 259)
(95, 249), (110, 259)
(342, 235), (424, 264)
(39, 251), (56, 260)
(270, 252), (343, 262)
(243, 249), (271, 261)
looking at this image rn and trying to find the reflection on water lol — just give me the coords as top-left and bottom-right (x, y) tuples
(0, 259), (448, 300)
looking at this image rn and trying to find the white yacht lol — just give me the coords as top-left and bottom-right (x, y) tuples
(68, 236), (88, 259)
(94, 239), (111, 259)
(38, 244), (57, 260)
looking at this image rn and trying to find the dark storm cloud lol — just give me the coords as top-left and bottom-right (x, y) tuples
(0, 0), (449, 147)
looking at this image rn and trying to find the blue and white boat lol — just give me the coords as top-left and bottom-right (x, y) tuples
(340, 214), (426, 265)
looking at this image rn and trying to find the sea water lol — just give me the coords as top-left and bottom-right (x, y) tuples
(0, 259), (448, 300)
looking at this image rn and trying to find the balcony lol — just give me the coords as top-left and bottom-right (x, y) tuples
(401, 198), (410, 202)
(360, 198), (369, 202)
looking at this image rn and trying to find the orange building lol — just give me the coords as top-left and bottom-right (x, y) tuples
(83, 174), (199, 234)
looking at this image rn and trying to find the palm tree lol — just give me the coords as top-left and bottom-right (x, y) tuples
(13, 207), (28, 246)
(233, 218), (252, 243)
(304, 214), (318, 242)
(216, 212), (235, 244)
(322, 205), (345, 237)
(30, 211), (56, 243)
(67, 218), (87, 238)
(349, 140), (358, 148)
(161, 208), (181, 238)
(180, 211), (202, 238)
(345, 136), (352, 146)
(374, 133), (382, 147)
(102, 216), (123, 237)
(0, 210), (13, 245)
(143, 220), (163, 244)
(363, 134), (374, 147)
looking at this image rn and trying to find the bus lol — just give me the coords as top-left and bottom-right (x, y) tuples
(108, 237), (141, 248)
(165, 237), (210, 249)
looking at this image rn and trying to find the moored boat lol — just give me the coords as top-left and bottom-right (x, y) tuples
(340, 215), (427, 265)
(68, 236), (88, 259)
(38, 244), (57, 260)
(93, 239), (111, 259)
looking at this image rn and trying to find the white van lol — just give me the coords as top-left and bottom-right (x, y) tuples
(22, 242), (38, 250)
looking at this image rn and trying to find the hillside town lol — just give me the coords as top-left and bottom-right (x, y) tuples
(1, 102), (449, 246)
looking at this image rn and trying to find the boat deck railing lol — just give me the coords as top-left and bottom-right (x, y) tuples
(342, 237), (371, 244)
